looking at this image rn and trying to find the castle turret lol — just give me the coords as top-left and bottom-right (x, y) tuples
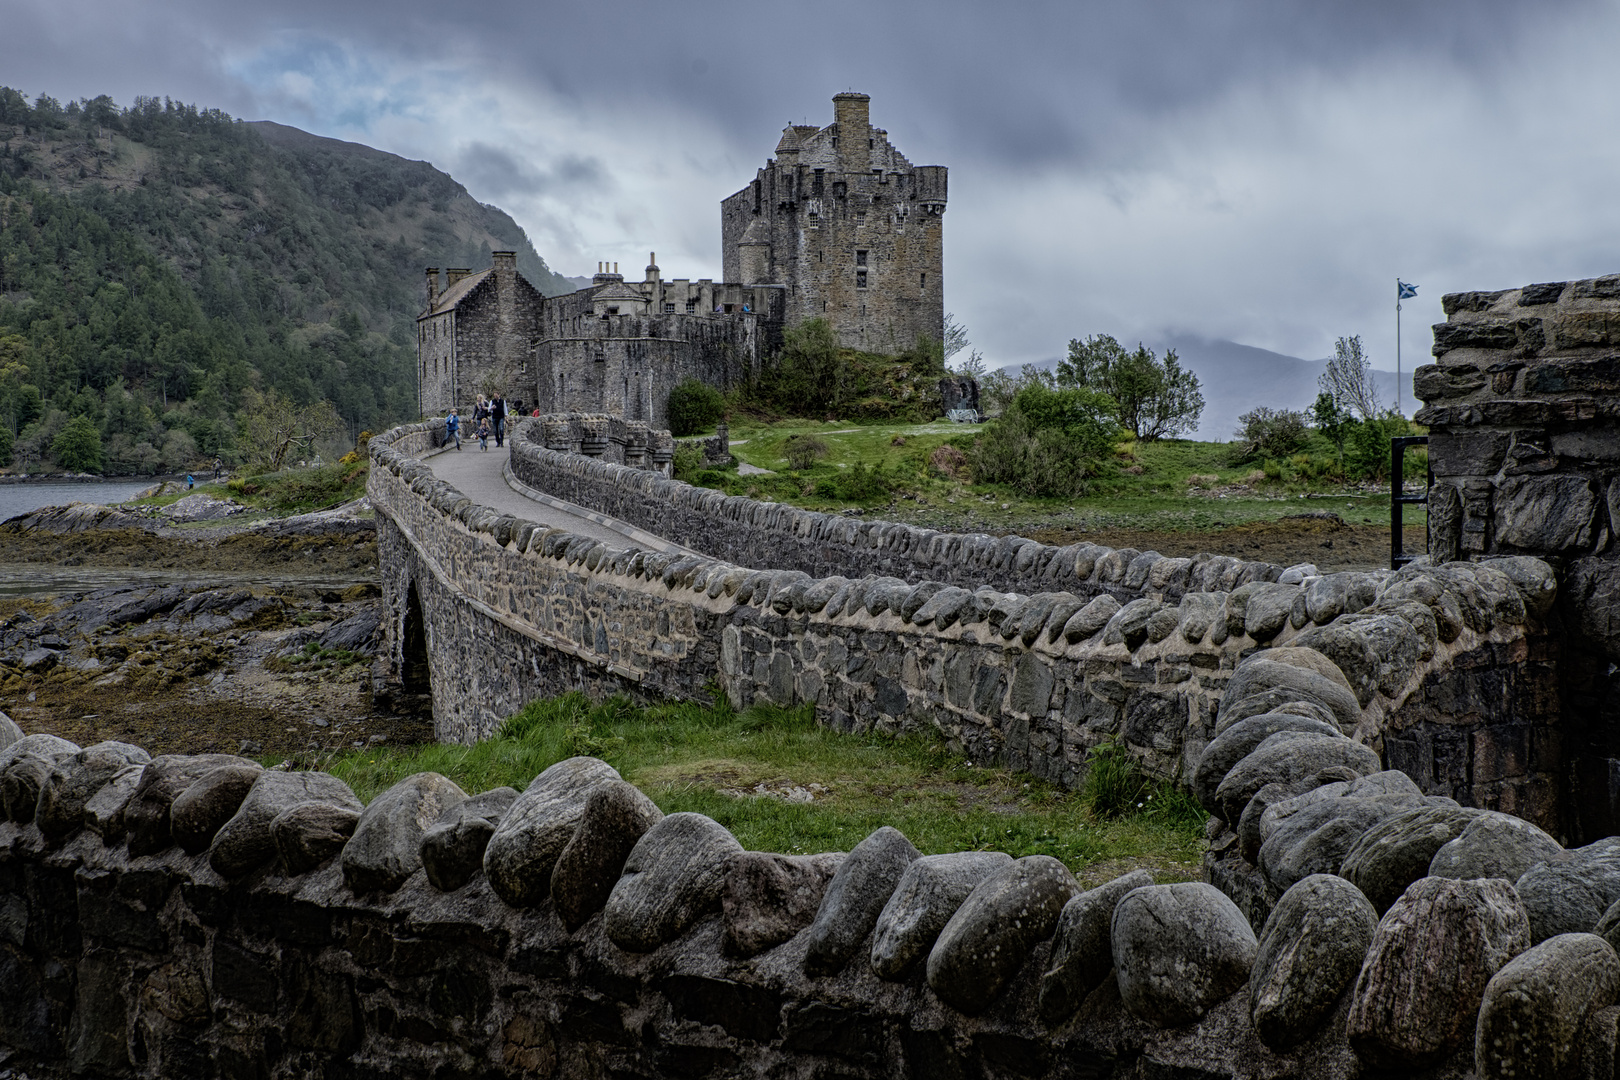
(425, 267), (440, 310)
(833, 91), (871, 172)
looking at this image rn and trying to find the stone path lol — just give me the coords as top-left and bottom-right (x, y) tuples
(421, 442), (689, 555)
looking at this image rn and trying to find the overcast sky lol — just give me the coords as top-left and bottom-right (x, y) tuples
(4, 0), (1619, 371)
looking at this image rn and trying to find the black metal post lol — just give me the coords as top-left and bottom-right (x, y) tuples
(1391, 435), (1431, 570)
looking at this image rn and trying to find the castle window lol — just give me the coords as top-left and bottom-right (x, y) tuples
(856, 212), (866, 225)
(813, 169), (824, 194)
(664, 302), (675, 313)
(856, 270), (867, 288)
(868, 138), (873, 149)
(920, 272), (927, 288)
(686, 300), (697, 313)
(607, 306), (619, 316)
(832, 181), (846, 198)
(856, 250), (867, 267)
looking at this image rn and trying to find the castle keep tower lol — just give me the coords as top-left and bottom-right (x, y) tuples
(721, 92), (947, 354)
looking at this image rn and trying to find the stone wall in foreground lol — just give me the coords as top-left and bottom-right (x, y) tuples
(371, 421), (1562, 831)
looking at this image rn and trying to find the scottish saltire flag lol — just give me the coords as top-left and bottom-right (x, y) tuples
(1398, 280), (1419, 300)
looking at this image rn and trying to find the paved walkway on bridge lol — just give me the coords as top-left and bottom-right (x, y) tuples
(420, 440), (691, 555)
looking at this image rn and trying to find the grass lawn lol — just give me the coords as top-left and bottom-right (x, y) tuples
(123, 460), (371, 517)
(318, 692), (1206, 888)
(687, 417), (1425, 539)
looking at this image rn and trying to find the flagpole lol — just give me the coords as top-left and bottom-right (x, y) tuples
(1396, 278), (1402, 417)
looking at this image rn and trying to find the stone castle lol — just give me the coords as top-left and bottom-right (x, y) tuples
(416, 93), (946, 426)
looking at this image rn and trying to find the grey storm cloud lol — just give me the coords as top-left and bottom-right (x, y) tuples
(454, 143), (609, 200)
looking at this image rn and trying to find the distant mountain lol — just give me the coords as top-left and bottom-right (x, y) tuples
(1007, 336), (1416, 440)
(0, 89), (574, 473)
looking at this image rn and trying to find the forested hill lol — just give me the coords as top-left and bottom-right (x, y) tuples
(0, 88), (573, 475)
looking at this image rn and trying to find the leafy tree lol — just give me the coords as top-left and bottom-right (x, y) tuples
(665, 378), (725, 436)
(1320, 335), (1381, 420)
(236, 387), (343, 471)
(762, 318), (842, 413)
(0, 424), (12, 466)
(1311, 392), (1354, 467)
(968, 382), (1119, 497)
(943, 313), (970, 362)
(50, 414), (103, 472)
(1057, 335), (1204, 440)
(1233, 407), (1309, 461)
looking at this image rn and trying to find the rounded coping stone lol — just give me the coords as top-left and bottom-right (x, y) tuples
(272, 803), (363, 874)
(1515, 839), (1620, 944)
(342, 772), (468, 894)
(1249, 874), (1378, 1050)
(602, 812), (743, 953)
(1256, 791), (1432, 898)
(170, 763), (264, 855)
(803, 825), (921, 977)
(0, 733), (81, 823)
(926, 855), (1080, 1016)
(1339, 804), (1486, 915)
(83, 764), (146, 841)
(208, 770), (364, 880)
(1215, 659), (1361, 735)
(0, 710), (21, 753)
(35, 741), (151, 840)
(722, 851), (845, 959)
(125, 753), (261, 856)
(420, 787), (519, 892)
(1193, 712), (1346, 819)
(1215, 731), (1381, 825)
(1111, 882), (1258, 1028)
(483, 756), (623, 907)
(1428, 810), (1566, 885)
(551, 779), (664, 930)
(1346, 875), (1531, 1070)
(1038, 869), (1154, 1026)
(1475, 933), (1620, 1080)
(870, 850), (1014, 981)
(1236, 767), (1362, 865)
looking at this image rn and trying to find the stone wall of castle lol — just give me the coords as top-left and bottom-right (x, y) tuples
(721, 92), (946, 354)
(1417, 272), (1620, 838)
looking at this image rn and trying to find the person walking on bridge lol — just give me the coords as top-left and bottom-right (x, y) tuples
(492, 393), (507, 448)
(446, 408), (462, 450)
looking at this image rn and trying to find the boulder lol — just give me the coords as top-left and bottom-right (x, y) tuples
(1216, 690), (1340, 735)
(1192, 712), (1346, 819)
(0, 710), (21, 752)
(1476, 933), (1620, 1080)
(1111, 882), (1258, 1027)
(483, 757), (622, 907)
(125, 754), (258, 856)
(1516, 839), (1620, 944)
(209, 770), (364, 879)
(1249, 874), (1378, 1050)
(1428, 810), (1566, 884)
(272, 803), (362, 874)
(1243, 584), (1304, 641)
(1038, 869), (1153, 1025)
(35, 741), (150, 840)
(803, 825), (921, 976)
(1340, 804), (1486, 915)
(342, 772), (467, 894)
(872, 851), (1014, 981)
(0, 733), (80, 822)
(83, 764), (145, 841)
(1215, 658), (1361, 734)
(1236, 768), (1362, 864)
(1289, 622), (1383, 706)
(1061, 594), (1120, 643)
(550, 779), (664, 929)
(926, 856), (1080, 1015)
(602, 812), (742, 952)
(1214, 731), (1380, 825)
(1258, 792), (1431, 896)
(420, 787), (518, 892)
(1346, 876), (1531, 1070)
(169, 763), (263, 854)
(722, 851), (843, 958)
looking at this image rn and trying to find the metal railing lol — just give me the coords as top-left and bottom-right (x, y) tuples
(1390, 435), (1431, 570)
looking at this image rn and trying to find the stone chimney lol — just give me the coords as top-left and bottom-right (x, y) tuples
(425, 267), (440, 309)
(446, 268), (473, 287)
(491, 251), (517, 279)
(833, 91), (871, 171)
(645, 252), (660, 283)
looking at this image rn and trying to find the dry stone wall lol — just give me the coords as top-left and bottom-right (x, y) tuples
(372, 420), (1560, 830)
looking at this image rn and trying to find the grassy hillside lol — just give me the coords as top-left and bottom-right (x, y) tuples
(0, 89), (571, 474)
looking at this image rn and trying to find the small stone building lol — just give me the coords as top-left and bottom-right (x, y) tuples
(417, 92), (942, 424)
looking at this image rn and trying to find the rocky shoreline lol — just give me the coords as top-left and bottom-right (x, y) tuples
(0, 499), (431, 762)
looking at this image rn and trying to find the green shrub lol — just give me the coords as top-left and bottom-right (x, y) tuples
(814, 462), (895, 502)
(967, 382), (1119, 498)
(50, 414), (103, 473)
(782, 434), (830, 470)
(1233, 407), (1309, 462)
(1345, 415), (1414, 481)
(671, 442), (704, 481)
(666, 378), (725, 436)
